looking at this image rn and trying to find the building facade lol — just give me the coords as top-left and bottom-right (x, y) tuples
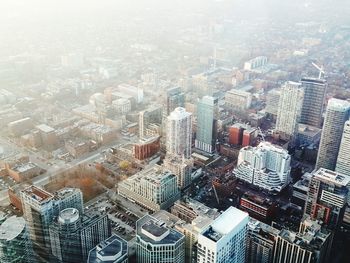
(234, 142), (291, 192)
(316, 98), (350, 171)
(275, 81), (304, 140)
(197, 207), (249, 263)
(136, 214), (185, 263)
(195, 96), (218, 153)
(336, 120), (350, 176)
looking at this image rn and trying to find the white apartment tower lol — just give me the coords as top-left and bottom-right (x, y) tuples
(316, 98), (350, 171)
(275, 81), (304, 139)
(197, 206), (249, 263)
(336, 120), (350, 176)
(166, 107), (192, 158)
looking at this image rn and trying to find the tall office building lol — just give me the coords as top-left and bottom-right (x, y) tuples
(0, 216), (33, 263)
(275, 81), (304, 140)
(316, 98), (350, 171)
(49, 208), (111, 262)
(304, 168), (350, 229)
(300, 78), (327, 128)
(54, 187), (84, 215)
(234, 142), (291, 192)
(21, 186), (55, 252)
(136, 214), (185, 263)
(336, 120), (350, 175)
(197, 206), (249, 263)
(166, 107), (192, 158)
(166, 87), (185, 116)
(88, 234), (128, 263)
(117, 165), (180, 212)
(195, 96), (218, 153)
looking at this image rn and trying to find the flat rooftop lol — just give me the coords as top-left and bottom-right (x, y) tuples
(21, 185), (54, 203)
(36, 124), (55, 133)
(202, 207), (248, 242)
(0, 216), (26, 241)
(314, 168), (350, 187)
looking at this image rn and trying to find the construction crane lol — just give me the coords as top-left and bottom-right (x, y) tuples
(312, 62), (325, 79)
(257, 126), (265, 142)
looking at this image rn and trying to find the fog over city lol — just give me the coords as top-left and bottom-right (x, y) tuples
(0, 1), (350, 263)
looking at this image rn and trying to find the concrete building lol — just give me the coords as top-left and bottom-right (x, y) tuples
(336, 120), (350, 176)
(297, 124), (322, 146)
(265, 89), (281, 120)
(304, 168), (350, 229)
(244, 56), (268, 71)
(275, 81), (304, 140)
(0, 216), (33, 263)
(224, 89), (252, 111)
(88, 234), (128, 263)
(166, 107), (192, 158)
(273, 217), (331, 263)
(117, 165), (180, 212)
(54, 187), (84, 215)
(49, 208), (111, 262)
(197, 206), (249, 263)
(163, 155), (193, 190)
(300, 78), (327, 128)
(195, 96), (218, 153)
(117, 84), (143, 104)
(112, 98), (131, 115)
(136, 214), (185, 263)
(246, 219), (279, 263)
(316, 98), (350, 171)
(133, 136), (160, 161)
(234, 142), (291, 192)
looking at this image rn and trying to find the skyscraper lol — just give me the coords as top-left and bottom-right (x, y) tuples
(0, 216), (33, 263)
(49, 208), (111, 262)
(300, 78), (327, 128)
(316, 98), (350, 171)
(197, 206), (249, 263)
(304, 168), (350, 229)
(195, 96), (218, 153)
(336, 120), (350, 176)
(136, 214), (185, 263)
(275, 81), (304, 140)
(21, 186), (55, 252)
(166, 107), (192, 158)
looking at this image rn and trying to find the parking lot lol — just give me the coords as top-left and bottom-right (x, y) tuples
(85, 194), (140, 241)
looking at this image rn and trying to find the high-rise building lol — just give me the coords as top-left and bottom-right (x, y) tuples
(304, 168), (350, 229)
(166, 107), (192, 158)
(197, 206), (249, 263)
(336, 120), (350, 175)
(49, 208), (111, 262)
(300, 78), (327, 128)
(195, 96), (218, 153)
(273, 216), (331, 263)
(265, 89), (281, 120)
(0, 216), (33, 263)
(166, 87), (185, 116)
(21, 186), (55, 252)
(316, 98), (350, 171)
(88, 234), (128, 263)
(275, 81), (304, 140)
(163, 155), (193, 190)
(246, 219), (279, 263)
(139, 105), (162, 139)
(136, 214), (185, 263)
(234, 142), (291, 192)
(54, 187), (84, 215)
(117, 165), (180, 212)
